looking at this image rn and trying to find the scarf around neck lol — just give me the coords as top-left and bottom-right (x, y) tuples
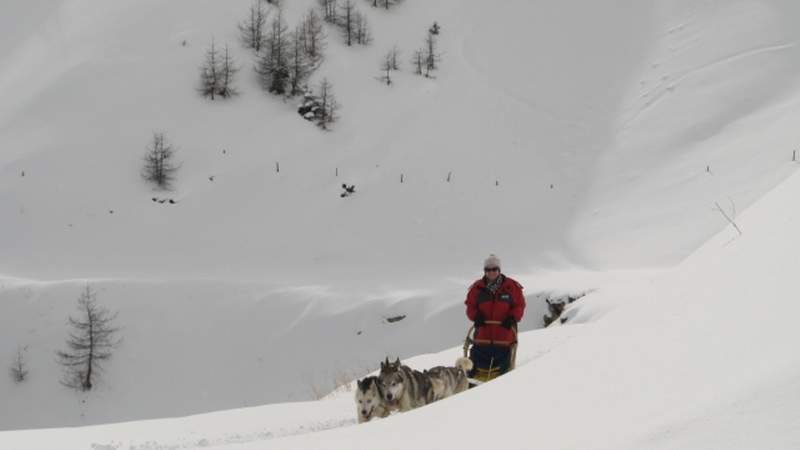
(486, 274), (505, 293)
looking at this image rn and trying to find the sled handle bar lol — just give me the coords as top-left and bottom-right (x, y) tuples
(462, 322), (518, 351)
(462, 323), (519, 371)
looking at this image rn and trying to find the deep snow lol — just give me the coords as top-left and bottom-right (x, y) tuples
(3, 165), (800, 447)
(2, 0), (800, 447)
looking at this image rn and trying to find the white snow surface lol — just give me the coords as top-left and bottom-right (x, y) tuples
(2, 0), (800, 447)
(3, 0), (799, 281)
(4, 164), (799, 449)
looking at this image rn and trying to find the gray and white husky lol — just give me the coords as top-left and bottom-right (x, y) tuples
(378, 357), (473, 412)
(426, 357), (473, 401)
(355, 376), (393, 423)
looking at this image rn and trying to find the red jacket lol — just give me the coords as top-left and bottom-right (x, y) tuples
(465, 275), (525, 346)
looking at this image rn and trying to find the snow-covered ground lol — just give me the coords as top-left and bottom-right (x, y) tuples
(0, 274), (568, 429)
(2, 0), (800, 447)
(4, 0), (799, 282)
(3, 168), (800, 447)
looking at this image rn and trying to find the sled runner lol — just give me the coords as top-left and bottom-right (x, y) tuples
(462, 320), (517, 385)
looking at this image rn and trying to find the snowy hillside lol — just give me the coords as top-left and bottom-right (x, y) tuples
(2, 0), (800, 442)
(3, 167), (800, 449)
(3, 0), (799, 282)
(0, 275), (564, 430)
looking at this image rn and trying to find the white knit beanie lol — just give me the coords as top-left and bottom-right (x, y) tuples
(483, 254), (501, 269)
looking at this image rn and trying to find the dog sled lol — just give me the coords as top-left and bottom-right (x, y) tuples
(462, 320), (518, 385)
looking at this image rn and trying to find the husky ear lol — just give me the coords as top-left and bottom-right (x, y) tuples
(394, 357), (400, 366)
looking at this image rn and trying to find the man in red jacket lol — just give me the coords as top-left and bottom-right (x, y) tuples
(465, 254), (525, 379)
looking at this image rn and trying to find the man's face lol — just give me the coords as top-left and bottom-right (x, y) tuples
(484, 266), (500, 281)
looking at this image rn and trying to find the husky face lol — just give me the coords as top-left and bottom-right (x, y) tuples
(355, 377), (383, 422)
(378, 358), (405, 403)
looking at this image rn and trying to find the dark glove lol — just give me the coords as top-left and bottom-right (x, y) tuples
(501, 316), (516, 329)
(474, 312), (486, 327)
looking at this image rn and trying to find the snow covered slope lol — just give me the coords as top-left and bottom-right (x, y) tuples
(3, 0), (800, 436)
(1, 270), (585, 430)
(572, 0), (800, 266)
(2, 0), (798, 282)
(0, 276), (541, 430)
(3, 168), (800, 449)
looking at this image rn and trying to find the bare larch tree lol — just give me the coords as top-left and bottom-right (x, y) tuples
(424, 31), (441, 76)
(353, 11), (372, 45)
(199, 40), (237, 99)
(411, 48), (425, 75)
(199, 39), (220, 99)
(56, 286), (120, 391)
(239, 0), (269, 52)
(142, 132), (179, 190)
(388, 45), (400, 70)
(218, 43), (239, 98)
(256, 8), (291, 94)
(380, 49), (395, 85)
(317, 78), (340, 130)
(339, 0), (357, 46)
(301, 8), (326, 66)
(288, 27), (314, 96)
(319, 0), (338, 23)
(9, 346), (28, 383)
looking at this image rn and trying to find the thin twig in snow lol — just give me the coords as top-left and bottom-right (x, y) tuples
(714, 201), (742, 236)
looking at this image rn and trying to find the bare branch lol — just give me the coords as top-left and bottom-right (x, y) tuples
(714, 200), (742, 236)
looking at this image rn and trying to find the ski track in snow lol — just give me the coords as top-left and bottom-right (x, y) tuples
(625, 41), (798, 128)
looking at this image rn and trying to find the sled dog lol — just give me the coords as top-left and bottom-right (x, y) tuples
(355, 376), (393, 423)
(378, 358), (434, 412)
(378, 357), (473, 412)
(425, 357), (473, 401)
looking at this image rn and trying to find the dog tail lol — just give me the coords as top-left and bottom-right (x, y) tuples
(455, 357), (473, 373)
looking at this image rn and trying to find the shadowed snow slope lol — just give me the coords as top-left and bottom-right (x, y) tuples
(0, 277), (539, 429)
(2, 169), (800, 448)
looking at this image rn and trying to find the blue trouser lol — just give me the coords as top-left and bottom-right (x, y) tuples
(468, 344), (511, 377)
